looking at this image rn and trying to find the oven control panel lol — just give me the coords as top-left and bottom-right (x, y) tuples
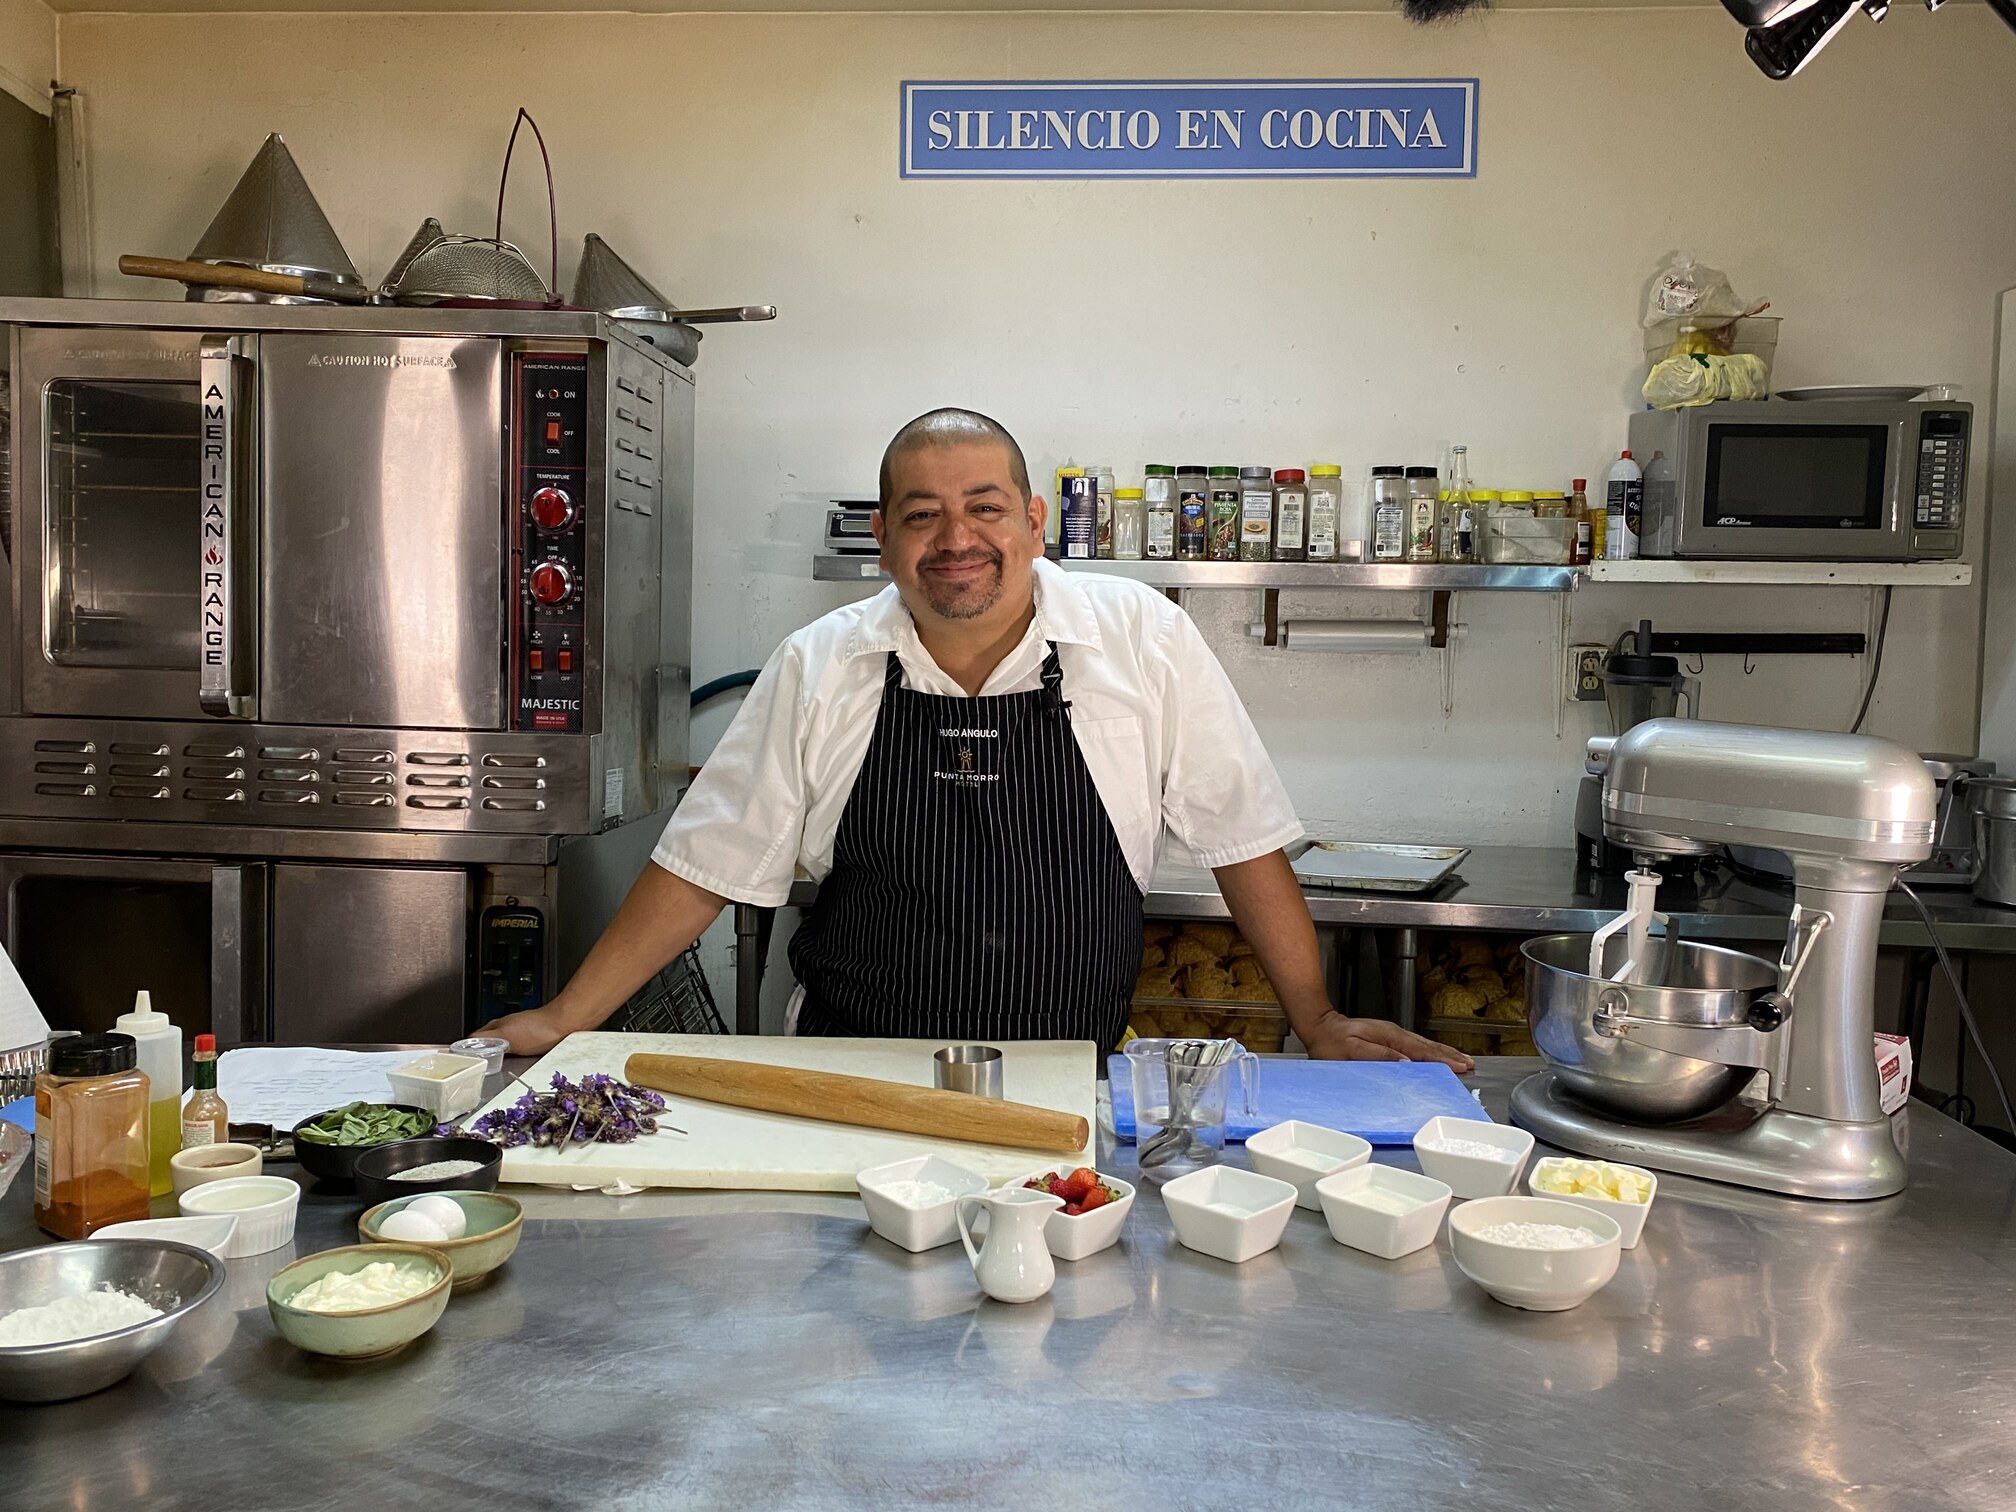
(512, 353), (589, 732)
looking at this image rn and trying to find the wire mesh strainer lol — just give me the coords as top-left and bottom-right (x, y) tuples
(384, 109), (562, 307)
(386, 233), (551, 306)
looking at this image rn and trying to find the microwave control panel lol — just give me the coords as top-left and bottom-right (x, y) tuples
(1914, 409), (1968, 540)
(513, 353), (589, 732)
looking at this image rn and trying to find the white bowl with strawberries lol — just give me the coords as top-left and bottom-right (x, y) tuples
(1013, 1164), (1136, 1262)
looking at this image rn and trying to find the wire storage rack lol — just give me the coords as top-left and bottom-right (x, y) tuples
(605, 947), (728, 1035)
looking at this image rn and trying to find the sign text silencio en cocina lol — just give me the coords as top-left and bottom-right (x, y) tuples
(902, 80), (1478, 179)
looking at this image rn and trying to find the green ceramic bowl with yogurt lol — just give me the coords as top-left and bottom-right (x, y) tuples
(266, 1242), (451, 1358)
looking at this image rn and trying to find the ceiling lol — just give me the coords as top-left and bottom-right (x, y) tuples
(46, 0), (1732, 14)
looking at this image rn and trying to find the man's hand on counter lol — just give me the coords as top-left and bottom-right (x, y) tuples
(1298, 1010), (1474, 1073)
(477, 1005), (576, 1057)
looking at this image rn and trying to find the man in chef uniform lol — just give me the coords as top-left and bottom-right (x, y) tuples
(485, 409), (1469, 1069)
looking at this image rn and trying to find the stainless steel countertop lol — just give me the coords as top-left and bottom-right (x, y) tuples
(4, 1061), (2014, 1510)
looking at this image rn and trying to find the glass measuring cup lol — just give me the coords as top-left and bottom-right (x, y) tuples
(1125, 1038), (1261, 1186)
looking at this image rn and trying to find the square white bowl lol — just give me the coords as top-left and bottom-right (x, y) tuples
(1246, 1121), (1373, 1210)
(387, 1052), (488, 1120)
(1160, 1165), (1299, 1264)
(1008, 1164), (1136, 1262)
(856, 1155), (988, 1253)
(95, 1213), (241, 1260)
(1314, 1164), (1453, 1260)
(1412, 1116), (1535, 1199)
(177, 1175), (301, 1258)
(1447, 1194), (1622, 1312)
(1526, 1157), (1658, 1248)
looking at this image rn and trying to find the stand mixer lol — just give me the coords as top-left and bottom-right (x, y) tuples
(1511, 719), (1936, 1200)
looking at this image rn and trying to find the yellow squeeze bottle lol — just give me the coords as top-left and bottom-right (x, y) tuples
(113, 991), (182, 1198)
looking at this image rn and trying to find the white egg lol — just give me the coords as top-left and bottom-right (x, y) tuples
(377, 1207), (450, 1243)
(406, 1194), (468, 1239)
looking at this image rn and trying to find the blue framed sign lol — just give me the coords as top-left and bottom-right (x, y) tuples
(901, 79), (1478, 180)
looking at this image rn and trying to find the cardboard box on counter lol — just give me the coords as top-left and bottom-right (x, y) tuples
(1876, 1033), (1913, 1116)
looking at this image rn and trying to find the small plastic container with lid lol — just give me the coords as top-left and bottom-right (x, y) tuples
(1534, 491), (1569, 518)
(34, 1032), (152, 1239)
(1272, 470), (1308, 561)
(1112, 487), (1146, 560)
(1305, 466), (1344, 563)
(1239, 466), (1276, 561)
(1087, 464), (1117, 559)
(114, 990), (181, 1199)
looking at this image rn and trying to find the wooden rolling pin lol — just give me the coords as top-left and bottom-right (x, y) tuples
(118, 254), (372, 305)
(624, 1053), (1089, 1155)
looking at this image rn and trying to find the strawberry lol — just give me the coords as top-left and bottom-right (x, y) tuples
(1052, 1169), (1093, 1202)
(1077, 1184), (1112, 1212)
(1062, 1202), (1084, 1216)
(1069, 1166), (1101, 1191)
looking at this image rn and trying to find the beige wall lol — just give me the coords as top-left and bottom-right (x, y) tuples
(55, 6), (2016, 844)
(0, 0), (53, 112)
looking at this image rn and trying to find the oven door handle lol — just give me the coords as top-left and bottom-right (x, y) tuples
(199, 336), (258, 720)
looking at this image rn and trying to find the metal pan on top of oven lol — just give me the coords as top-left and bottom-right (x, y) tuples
(1287, 841), (1470, 894)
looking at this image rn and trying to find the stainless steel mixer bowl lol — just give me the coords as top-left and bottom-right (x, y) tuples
(1522, 933), (1778, 1124)
(0, 1239), (225, 1402)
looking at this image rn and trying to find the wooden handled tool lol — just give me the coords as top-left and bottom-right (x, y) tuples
(624, 1053), (1090, 1155)
(118, 254), (372, 305)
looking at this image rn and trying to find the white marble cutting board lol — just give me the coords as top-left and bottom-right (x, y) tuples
(473, 1033), (1098, 1192)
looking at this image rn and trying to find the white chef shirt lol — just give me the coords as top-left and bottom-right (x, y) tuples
(652, 558), (1302, 905)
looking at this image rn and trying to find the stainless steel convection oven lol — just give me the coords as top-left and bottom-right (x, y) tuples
(0, 298), (693, 1043)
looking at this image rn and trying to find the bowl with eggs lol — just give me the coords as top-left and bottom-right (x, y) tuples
(358, 1191), (524, 1289)
(266, 1242), (452, 1358)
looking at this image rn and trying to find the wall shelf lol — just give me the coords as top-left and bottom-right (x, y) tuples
(1586, 560), (1972, 587)
(814, 556), (1973, 590)
(812, 556), (1579, 592)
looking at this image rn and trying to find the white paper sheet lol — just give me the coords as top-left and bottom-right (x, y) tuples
(0, 944), (50, 1053)
(215, 1047), (421, 1128)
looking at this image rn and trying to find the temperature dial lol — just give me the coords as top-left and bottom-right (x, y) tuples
(528, 560), (575, 607)
(529, 486), (577, 532)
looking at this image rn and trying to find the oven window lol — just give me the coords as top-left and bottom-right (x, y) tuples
(1702, 424), (1888, 530)
(45, 378), (201, 668)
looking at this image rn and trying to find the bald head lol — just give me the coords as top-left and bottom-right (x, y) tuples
(1394, 0), (1493, 19)
(878, 408), (1032, 510)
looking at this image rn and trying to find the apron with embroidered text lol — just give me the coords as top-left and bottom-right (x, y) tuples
(789, 643), (1143, 1048)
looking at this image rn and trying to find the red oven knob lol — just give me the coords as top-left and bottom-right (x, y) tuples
(529, 486), (576, 531)
(528, 560), (575, 607)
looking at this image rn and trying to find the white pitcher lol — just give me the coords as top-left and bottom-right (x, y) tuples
(956, 1186), (1063, 1304)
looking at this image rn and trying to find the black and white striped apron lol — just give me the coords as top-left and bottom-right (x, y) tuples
(789, 643), (1143, 1048)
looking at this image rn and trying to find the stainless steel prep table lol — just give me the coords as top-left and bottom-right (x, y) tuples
(3, 1061), (2012, 1511)
(735, 845), (2016, 1033)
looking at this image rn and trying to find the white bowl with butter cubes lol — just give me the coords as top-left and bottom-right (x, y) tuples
(856, 1155), (988, 1253)
(386, 1052), (488, 1121)
(1245, 1121), (1372, 1210)
(1412, 1116), (1534, 1199)
(1527, 1157), (1657, 1248)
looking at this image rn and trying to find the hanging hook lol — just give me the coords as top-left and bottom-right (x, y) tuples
(1743, 652), (1757, 676)
(1684, 652), (1704, 676)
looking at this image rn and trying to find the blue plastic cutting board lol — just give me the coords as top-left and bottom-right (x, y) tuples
(1108, 1057), (1492, 1145)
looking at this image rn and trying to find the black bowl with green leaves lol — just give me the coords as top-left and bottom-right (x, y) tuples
(289, 1102), (438, 1189)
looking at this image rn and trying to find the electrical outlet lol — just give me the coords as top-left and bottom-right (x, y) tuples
(1569, 645), (1607, 703)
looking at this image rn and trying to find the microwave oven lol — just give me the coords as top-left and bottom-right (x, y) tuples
(1626, 400), (1969, 561)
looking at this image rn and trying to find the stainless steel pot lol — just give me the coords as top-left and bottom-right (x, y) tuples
(1970, 776), (2016, 907)
(1522, 932), (1777, 1123)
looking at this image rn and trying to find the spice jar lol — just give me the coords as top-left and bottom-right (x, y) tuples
(1305, 466), (1344, 563)
(1404, 467), (1440, 563)
(34, 1031), (151, 1239)
(1206, 467), (1241, 561)
(1370, 466), (1408, 563)
(1144, 466), (1178, 561)
(1272, 469), (1308, 561)
(1113, 487), (1146, 560)
(1238, 466), (1275, 561)
(1176, 465), (1209, 560)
